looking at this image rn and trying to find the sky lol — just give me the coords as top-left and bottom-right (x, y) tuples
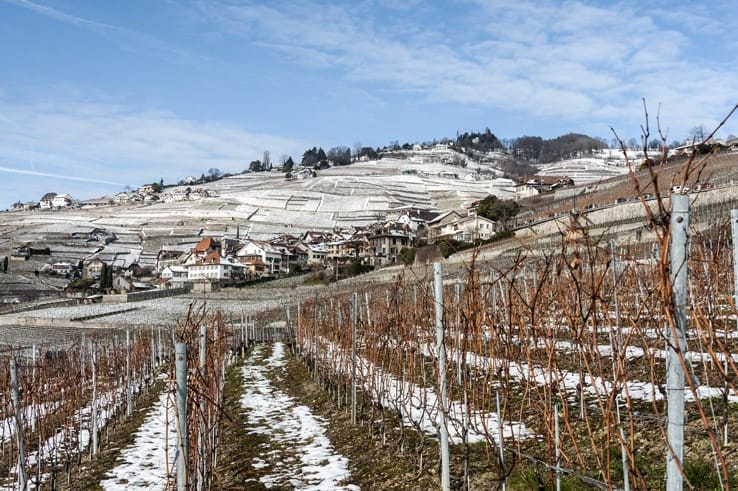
(1, 0), (737, 209)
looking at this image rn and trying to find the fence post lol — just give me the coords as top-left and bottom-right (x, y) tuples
(175, 342), (189, 491)
(10, 358), (27, 490)
(285, 306), (292, 343)
(151, 327), (157, 374)
(666, 193), (689, 491)
(198, 324), (207, 491)
(555, 402), (561, 491)
(365, 292), (371, 328)
(31, 345), (36, 385)
(126, 329), (132, 417)
(617, 397), (630, 491)
(434, 262), (451, 491)
(728, 208), (738, 447)
(351, 292), (358, 425)
(497, 391), (506, 491)
(91, 341), (99, 455)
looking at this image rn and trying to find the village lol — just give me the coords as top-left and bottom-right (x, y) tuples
(7, 188), (510, 298)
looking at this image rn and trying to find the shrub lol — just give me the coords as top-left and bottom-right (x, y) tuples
(399, 247), (416, 265)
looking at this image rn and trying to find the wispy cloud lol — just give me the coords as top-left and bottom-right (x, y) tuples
(1, 0), (211, 63)
(0, 166), (124, 186)
(0, 93), (308, 194)
(194, 0), (738, 137)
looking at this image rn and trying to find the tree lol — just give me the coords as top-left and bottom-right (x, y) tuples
(283, 157), (295, 173)
(358, 147), (378, 160)
(317, 147), (327, 164)
(99, 263), (109, 291)
(689, 125), (706, 142)
(328, 146), (351, 165)
(477, 195), (520, 230)
(208, 168), (223, 180)
(399, 247), (416, 266)
(249, 160), (263, 172)
(302, 147), (319, 167)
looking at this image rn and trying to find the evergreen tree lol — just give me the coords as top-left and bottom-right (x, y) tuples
(477, 195), (520, 230)
(283, 157), (295, 173)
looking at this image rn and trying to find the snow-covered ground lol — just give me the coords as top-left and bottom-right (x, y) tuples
(241, 342), (358, 490)
(314, 337), (533, 445)
(100, 387), (177, 490)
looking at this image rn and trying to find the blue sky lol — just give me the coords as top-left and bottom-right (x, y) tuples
(1, 0), (737, 209)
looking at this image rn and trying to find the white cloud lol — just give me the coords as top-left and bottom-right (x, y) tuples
(193, 0), (738, 139)
(0, 94), (308, 192)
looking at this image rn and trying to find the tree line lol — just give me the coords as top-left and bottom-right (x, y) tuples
(181, 124), (705, 183)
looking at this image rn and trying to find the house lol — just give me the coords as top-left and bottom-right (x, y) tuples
(39, 192), (57, 209)
(326, 236), (365, 261)
(187, 237), (221, 264)
(157, 247), (189, 272)
(187, 250), (246, 282)
(240, 257), (266, 278)
(139, 184), (157, 194)
(296, 242), (327, 265)
(113, 275), (132, 292)
(79, 197), (113, 208)
(524, 175), (574, 192)
(51, 194), (73, 208)
(515, 184), (540, 199)
(160, 265), (189, 282)
(189, 188), (209, 200)
(431, 215), (498, 243)
(50, 262), (75, 276)
(396, 209), (441, 232)
(236, 240), (284, 276)
(113, 275), (153, 293)
(368, 230), (413, 263)
(426, 211), (464, 242)
(164, 189), (190, 203)
(84, 256), (107, 279)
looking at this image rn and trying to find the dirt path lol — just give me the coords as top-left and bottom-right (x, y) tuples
(217, 343), (452, 490)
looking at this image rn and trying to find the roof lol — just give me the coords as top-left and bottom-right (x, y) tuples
(427, 210), (462, 225)
(193, 236), (219, 252)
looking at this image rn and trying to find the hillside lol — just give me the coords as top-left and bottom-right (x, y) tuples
(0, 152), (629, 249)
(4, 147), (738, 307)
